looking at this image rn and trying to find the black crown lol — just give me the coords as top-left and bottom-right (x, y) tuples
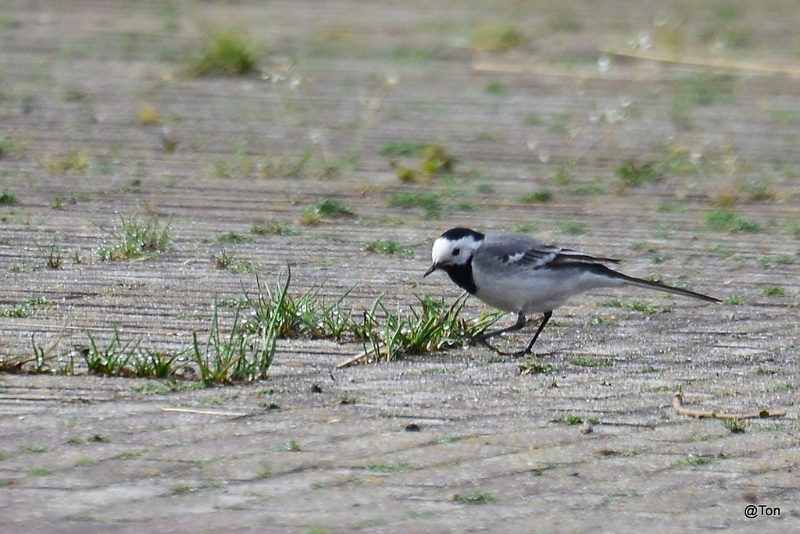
(439, 227), (485, 241)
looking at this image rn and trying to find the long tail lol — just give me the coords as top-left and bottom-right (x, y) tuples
(590, 264), (720, 303)
(615, 270), (720, 303)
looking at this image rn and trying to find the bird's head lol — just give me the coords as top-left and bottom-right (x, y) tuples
(424, 227), (485, 277)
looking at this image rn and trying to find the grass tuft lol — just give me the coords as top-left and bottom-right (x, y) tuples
(35, 241), (62, 269)
(251, 219), (297, 236)
(36, 150), (90, 175)
(387, 191), (442, 219)
(616, 159), (662, 188)
(555, 219), (587, 235)
(96, 213), (172, 261)
(365, 239), (414, 258)
(187, 28), (260, 77)
(722, 417), (747, 434)
(137, 103), (161, 125)
(762, 285), (784, 297)
(216, 231), (251, 244)
(680, 454), (713, 467)
(82, 328), (141, 376)
(315, 198), (355, 217)
(420, 144), (454, 177)
(368, 462), (413, 473)
(472, 23), (526, 52)
(705, 210), (759, 233)
(0, 190), (17, 205)
(557, 413), (585, 425)
(519, 360), (557, 375)
(380, 141), (427, 157)
(356, 294), (502, 362)
(520, 189), (553, 203)
(0, 296), (47, 319)
(725, 294), (746, 305)
(454, 491), (494, 504)
(244, 272), (354, 342)
(191, 300), (278, 385)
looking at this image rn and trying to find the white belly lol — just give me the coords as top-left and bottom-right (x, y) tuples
(473, 266), (624, 315)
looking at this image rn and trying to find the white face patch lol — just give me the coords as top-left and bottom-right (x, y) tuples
(431, 234), (482, 266)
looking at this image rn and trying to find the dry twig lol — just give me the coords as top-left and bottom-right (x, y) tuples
(672, 392), (786, 420)
(159, 407), (249, 418)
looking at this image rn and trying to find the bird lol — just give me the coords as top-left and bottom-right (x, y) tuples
(424, 227), (720, 357)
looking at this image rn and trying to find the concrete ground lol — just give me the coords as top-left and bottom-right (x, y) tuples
(1, 1), (798, 532)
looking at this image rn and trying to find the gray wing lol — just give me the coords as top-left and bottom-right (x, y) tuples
(481, 232), (619, 271)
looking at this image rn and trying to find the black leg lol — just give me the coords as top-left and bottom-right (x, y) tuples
(516, 311), (553, 357)
(473, 312), (527, 341)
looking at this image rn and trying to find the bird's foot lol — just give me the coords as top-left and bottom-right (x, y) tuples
(468, 335), (498, 351)
(466, 336), (531, 358)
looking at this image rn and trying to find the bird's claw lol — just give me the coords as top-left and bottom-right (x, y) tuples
(469, 336), (530, 358)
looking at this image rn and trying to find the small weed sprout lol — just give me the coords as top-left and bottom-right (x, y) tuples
(723, 418), (747, 434)
(1, 296), (48, 319)
(381, 141), (427, 157)
(725, 294), (746, 305)
(36, 149), (90, 175)
(616, 158), (662, 189)
(315, 198), (354, 217)
(681, 454), (712, 467)
(387, 191), (442, 219)
(357, 293), (502, 362)
(472, 23), (526, 53)
(217, 231), (251, 244)
(745, 179), (775, 201)
(365, 239), (414, 258)
(243, 270), (353, 341)
(130, 349), (183, 378)
(556, 413), (600, 425)
(455, 491), (495, 504)
(419, 144), (454, 177)
(213, 248), (236, 270)
(705, 210), (759, 233)
(187, 27), (260, 77)
(96, 213), (172, 260)
(0, 331), (62, 374)
(388, 146), (433, 182)
(35, 240), (62, 269)
(520, 189), (553, 203)
(510, 222), (539, 234)
(301, 208), (322, 226)
(368, 462), (413, 473)
(251, 219), (297, 236)
(300, 199), (355, 225)
(555, 219), (587, 235)
(82, 328), (141, 376)
(191, 302), (278, 385)
(762, 285), (784, 297)
(256, 463), (272, 478)
(136, 103), (161, 125)
(0, 190), (18, 205)
(519, 360), (557, 375)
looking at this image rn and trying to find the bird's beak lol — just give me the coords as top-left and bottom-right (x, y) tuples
(423, 263), (439, 278)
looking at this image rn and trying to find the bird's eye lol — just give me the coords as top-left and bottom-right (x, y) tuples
(452, 248), (461, 256)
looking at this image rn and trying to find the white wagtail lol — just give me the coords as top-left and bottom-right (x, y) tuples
(424, 227), (720, 356)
